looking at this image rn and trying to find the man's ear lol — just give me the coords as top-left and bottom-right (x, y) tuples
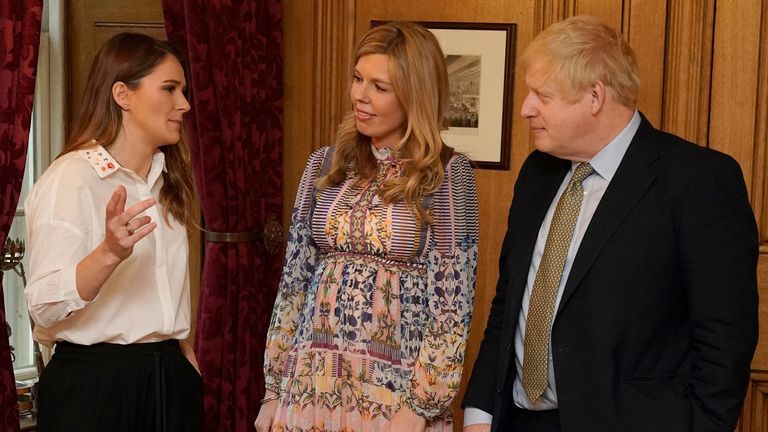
(112, 82), (130, 110)
(590, 81), (606, 114)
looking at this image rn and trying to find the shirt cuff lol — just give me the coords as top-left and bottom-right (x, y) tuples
(464, 407), (493, 426)
(59, 260), (92, 311)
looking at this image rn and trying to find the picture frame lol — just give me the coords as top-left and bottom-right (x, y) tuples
(371, 21), (517, 170)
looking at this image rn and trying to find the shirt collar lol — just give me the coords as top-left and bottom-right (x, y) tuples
(580, 110), (641, 182)
(82, 145), (120, 178)
(80, 144), (168, 187)
(147, 151), (167, 187)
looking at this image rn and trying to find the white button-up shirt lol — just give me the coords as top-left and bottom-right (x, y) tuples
(24, 145), (191, 347)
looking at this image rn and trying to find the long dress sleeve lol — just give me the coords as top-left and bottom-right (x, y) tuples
(402, 155), (479, 418)
(263, 147), (330, 394)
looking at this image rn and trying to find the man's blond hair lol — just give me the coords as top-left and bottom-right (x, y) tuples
(521, 15), (640, 106)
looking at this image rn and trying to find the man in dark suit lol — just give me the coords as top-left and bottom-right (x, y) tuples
(462, 15), (758, 432)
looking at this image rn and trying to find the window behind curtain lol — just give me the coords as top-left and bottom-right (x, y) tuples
(3, 32), (50, 380)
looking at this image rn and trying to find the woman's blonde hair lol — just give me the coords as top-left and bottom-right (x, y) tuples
(317, 21), (454, 223)
(521, 15), (640, 106)
(62, 32), (197, 229)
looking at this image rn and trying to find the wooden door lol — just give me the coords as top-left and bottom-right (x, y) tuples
(68, 0), (167, 131)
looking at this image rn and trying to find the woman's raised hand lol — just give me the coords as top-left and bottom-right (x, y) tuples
(100, 185), (157, 263)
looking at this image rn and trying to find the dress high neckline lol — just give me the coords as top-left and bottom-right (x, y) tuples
(371, 144), (393, 161)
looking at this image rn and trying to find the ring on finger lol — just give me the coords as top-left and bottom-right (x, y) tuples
(125, 221), (137, 235)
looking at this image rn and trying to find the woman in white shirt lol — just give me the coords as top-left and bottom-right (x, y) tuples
(25, 32), (202, 432)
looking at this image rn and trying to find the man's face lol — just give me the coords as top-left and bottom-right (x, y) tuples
(520, 71), (595, 160)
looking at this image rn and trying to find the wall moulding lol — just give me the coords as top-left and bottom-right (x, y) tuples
(738, 371), (768, 431)
(534, 0), (575, 33)
(661, 0), (715, 147)
(312, 0), (356, 150)
(755, 0), (768, 247)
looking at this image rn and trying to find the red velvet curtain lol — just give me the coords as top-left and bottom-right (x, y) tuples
(161, 1), (283, 430)
(0, 1), (43, 430)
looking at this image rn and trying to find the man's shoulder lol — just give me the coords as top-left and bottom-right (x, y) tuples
(663, 134), (738, 171)
(639, 120), (739, 171)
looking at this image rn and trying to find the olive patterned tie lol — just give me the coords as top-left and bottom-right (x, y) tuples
(522, 162), (595, 404)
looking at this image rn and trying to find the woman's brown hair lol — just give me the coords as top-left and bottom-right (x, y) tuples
(62, 32), (197, 229)
(317, 21), (453, 224)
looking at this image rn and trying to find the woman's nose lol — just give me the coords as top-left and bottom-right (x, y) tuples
(351, 82), (369, 103)
(178, 94), (191, 112)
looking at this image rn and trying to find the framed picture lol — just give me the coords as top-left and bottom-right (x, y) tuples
(371, 21), (517, 170)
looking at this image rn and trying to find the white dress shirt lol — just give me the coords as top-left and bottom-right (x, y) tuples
(24, 145), (191, 347)
(465, 111), (641, 426)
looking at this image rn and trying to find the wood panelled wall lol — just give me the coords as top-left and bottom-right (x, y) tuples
(283, 0), (768, 430)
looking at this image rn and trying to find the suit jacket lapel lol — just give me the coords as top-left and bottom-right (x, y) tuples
(557, 117), (660, 312)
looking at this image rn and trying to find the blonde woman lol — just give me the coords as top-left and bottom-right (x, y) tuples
(255, 21), (479, 432)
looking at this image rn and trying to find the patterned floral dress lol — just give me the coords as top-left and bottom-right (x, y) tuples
(264, 146), (478, 431)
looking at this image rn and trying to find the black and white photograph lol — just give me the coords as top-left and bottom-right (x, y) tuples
(446, 55), (481, 130)
(423, 22), (516, 170)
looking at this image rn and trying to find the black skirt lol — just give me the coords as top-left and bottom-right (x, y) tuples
(36, 339), (204, 432)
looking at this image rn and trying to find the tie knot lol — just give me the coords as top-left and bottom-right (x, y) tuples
(570, 162), (594, 186)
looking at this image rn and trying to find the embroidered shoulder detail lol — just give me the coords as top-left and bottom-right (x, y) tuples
(81, 144), (120, 178)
